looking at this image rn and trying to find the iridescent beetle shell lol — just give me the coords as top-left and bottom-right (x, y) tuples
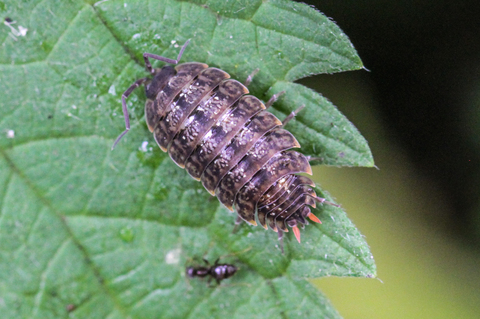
(114, 41), (334, 248)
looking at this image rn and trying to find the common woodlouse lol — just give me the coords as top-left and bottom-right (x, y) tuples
(186, 258), (238, 285)
(113, 40), (337, 248)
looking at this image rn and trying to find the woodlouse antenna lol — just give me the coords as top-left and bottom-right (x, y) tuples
(143, 39), (191, 74)
(112, 78), (149, 150)
(111, 40), (191, 150)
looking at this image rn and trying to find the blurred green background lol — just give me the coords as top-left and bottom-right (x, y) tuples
(298, 1), (480, 318)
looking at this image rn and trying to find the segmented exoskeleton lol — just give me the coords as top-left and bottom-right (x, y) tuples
(113, 40), (337, 249)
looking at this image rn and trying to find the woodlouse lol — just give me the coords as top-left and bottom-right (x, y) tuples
(186, 258), (238, 285)
(114, 40), (337, 248)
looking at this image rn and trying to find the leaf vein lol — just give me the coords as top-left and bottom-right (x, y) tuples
(31, 238), (71, 318)
(0, 148), (132, 318)
(45, 4), (90, 61)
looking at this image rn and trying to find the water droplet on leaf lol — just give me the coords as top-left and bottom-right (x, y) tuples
(119, 227), (134, 242)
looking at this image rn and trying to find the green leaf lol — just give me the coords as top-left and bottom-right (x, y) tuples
(0, 0), (375, 318)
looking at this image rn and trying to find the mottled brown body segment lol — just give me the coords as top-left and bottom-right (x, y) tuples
(257, 175), (296, 228)
(294, 206), (311, 225)
(154, 67), (229, 152)
(260, 175), (315, 210)
(266, 187), (317, 232)
(273, 196), (317, 232)
(257, 176), (316, 229)
(258, 177), (314, 220)
(261, 175), (296, 205)
(215, 129), (300, 209)
(201, 111), (282, 196)
(169, 79), (248, 167)
(234, 151), (312, 224)
(264, 183), (316, 216)
(185, 95), (265, 180)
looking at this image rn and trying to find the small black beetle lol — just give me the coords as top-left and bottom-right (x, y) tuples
(186, 258), (238, 285)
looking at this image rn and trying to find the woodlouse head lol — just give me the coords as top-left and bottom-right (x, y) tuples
(145, 66), (176, 100)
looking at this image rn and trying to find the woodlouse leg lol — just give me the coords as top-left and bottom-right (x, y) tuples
(277, 230), (285, 254)
(282, 104), (305, 127)
(243, 68), (259, 87)
(265, 90), (286, 108)
(111, 77), (149, 150)
(143, 39), (190, 74)
(306, 156), (322, 162)
(314, 196), (341, 207)
(232, 215), (243, 234)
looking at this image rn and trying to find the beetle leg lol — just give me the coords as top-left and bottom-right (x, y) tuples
(265, 90), (286, 108)
(244, 68), (260, 87)
(112, 77), (149, 150)
(282, 104), (305, 127)
(143, 39), (191, 73)
(207, 276), (214, 287)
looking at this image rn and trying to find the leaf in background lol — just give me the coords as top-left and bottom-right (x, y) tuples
(0, 0), (375, 318)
